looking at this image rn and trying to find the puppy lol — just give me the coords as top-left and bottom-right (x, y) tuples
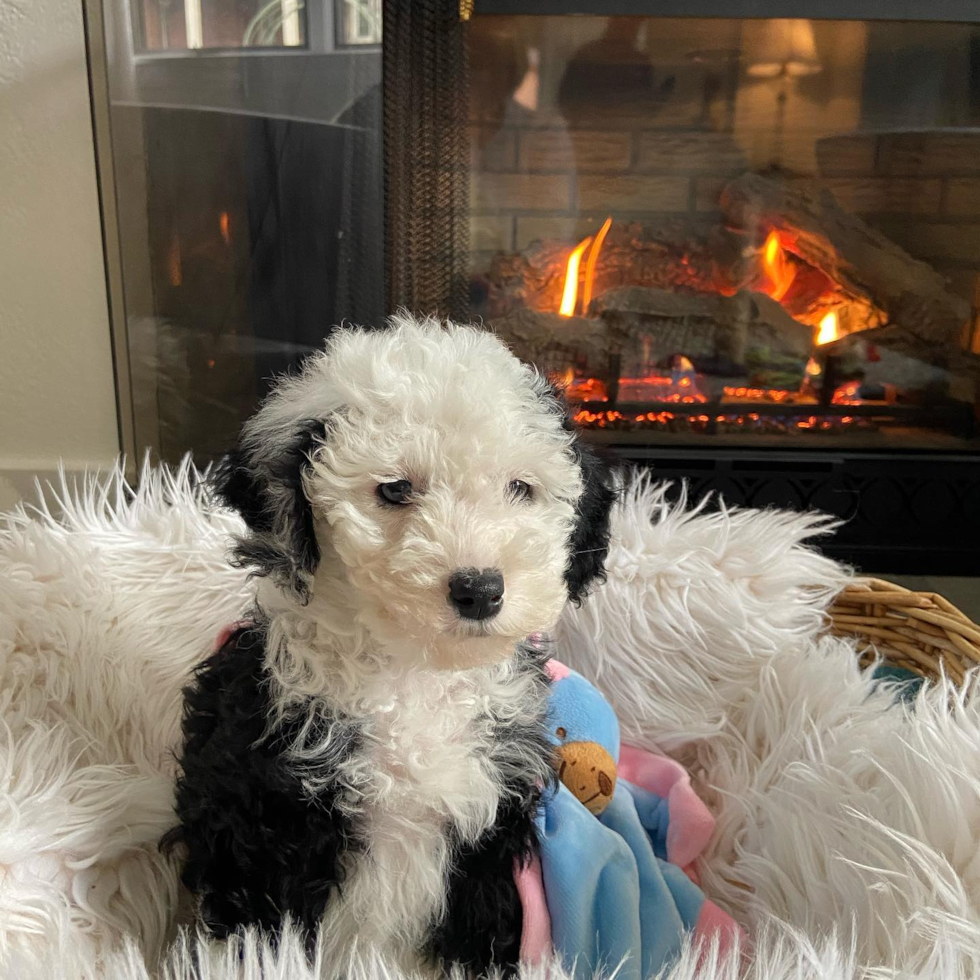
(168, 315), (614, 975)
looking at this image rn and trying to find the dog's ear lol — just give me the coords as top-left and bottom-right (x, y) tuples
(565, 438), (616, 603)
(536, 379), (617, 603)
(213, 417), (323, 604)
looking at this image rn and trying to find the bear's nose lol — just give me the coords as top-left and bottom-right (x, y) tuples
(448, 568), (504, 621)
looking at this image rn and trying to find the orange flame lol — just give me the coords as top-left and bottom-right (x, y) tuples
(559, 235), (593, 317)
(559, 217), (613, 317)
(582, 217), (612, 313)
(761, 230), (795, 302)
(550, 366), (575, 389)
(219, 211), (231, 244)
(817, 310), (839, 345)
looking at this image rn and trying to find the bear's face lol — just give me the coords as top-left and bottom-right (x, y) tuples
(555, 739), (617, 815)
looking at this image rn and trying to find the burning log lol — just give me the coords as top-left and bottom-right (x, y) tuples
(481, 220), (738, 318)
(591, 287), (814, 383)
(721, 173), (973, 366)
(490, 308), (627, 365)
(494, 287), (816, 392)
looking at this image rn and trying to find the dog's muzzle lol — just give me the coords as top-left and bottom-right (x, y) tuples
(448, 568), (504, 622)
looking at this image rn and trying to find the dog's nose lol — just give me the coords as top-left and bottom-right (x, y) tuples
(448, 568), (504, 621)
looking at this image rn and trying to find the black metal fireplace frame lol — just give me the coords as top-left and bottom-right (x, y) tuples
(618, 447), (980, 574)
(476, 1), (980, 22)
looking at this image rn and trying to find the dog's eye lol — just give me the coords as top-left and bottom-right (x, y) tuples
(508, 479), (533, 502)
(377, 480), (413, 505)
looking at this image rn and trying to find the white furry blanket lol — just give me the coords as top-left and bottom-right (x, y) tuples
(1, 463), (979, 980)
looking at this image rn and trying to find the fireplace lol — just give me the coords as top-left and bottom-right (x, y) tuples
(384, 1), (980, 572)
(90, 0), (980, 571)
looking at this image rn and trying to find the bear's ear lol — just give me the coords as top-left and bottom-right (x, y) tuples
(213, 417), (323, 604)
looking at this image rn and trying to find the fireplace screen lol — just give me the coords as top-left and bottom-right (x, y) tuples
(465, 14), (980, 450)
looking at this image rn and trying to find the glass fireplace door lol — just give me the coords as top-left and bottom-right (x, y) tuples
(90, 0), (383, 463)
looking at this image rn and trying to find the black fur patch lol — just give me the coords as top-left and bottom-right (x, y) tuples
(213, 419), (323, 602)
(535, 380), (617, 603)
(565, 441), (616, 603)
(425, 644), (555, 976)
(163, 623), (359, 940)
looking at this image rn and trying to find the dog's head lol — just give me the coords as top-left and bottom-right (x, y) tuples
(216, 315), (615, 671)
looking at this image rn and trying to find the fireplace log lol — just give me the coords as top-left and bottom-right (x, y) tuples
(720, 173), (972, 365)
(482, 220), (737, 318)
(591, 286), (815, 365)
(493, 287), (816, 390)
(490, 308), (633, 364)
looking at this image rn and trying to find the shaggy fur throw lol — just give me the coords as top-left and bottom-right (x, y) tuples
(1, 464), (979, 979)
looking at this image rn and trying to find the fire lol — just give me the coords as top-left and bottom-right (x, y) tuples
(832, 380), (862, 405)
(723, 385), (791, 403)
(582, 217), (613, 313)
(550, 366), (575, 389)
(761, 230), (795, 302)
(559, 218), (613, 317)
(559, 235), (593, 317)
(817, 310), (839, 345)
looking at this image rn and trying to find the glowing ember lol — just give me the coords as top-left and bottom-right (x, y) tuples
(582, 217), (613, 313)
(723, 386), (792, 403)
(817, 310), (839, 345)
(566, 377), (608, 402)
(832, 380), (862, 405)
(618, 376), (708, 404)
(559, 234), (593, 317)
(571, 408), (872, 434)
(761, 230), (796, 302)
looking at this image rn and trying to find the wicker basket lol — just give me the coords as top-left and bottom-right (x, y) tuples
(828, 578), (980, 687)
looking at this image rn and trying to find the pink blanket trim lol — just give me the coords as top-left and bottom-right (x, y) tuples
(695, 899), (744, 962)
(514, 855), (552, 964)
(617, 745), (715, 870)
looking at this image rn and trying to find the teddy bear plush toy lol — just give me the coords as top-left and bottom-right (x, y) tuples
(515, 661), (743, 980)
(547, 663), (619, 815)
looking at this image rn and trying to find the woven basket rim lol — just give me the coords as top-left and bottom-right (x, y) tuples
(828, 577), (980, 687)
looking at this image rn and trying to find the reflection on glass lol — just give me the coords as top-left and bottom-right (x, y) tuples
(98, 0), (382, 462)
(337, 0), (381, 46)
(136, 0), (307, 52)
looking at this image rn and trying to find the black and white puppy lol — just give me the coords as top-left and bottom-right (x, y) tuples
(169, 314), (614, 975)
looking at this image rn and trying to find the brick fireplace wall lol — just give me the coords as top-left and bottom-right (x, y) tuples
(469, 105), (747, 274)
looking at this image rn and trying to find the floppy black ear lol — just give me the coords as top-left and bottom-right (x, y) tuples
(213, 418), (322, 604)
(534, 377), (617, 603)
(565, 439), (616, 603)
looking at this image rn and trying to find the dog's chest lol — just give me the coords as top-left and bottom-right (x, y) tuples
(326, 674), (503, 958)
(365, 684), (497, 820)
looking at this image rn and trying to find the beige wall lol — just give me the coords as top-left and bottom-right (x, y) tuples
(0, 0), (120, 510)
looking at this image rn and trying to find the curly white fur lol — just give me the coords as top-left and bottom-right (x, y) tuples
(245, 315), (582, 685)
(3, 463), (980, 979)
